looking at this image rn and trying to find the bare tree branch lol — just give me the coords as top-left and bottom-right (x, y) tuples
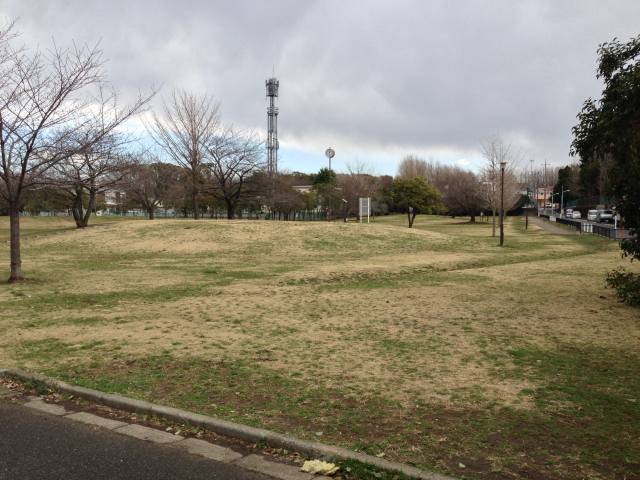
(146, 89), (220, 219)
(204, 127), (265, 219)
(0, 23), (154, 281)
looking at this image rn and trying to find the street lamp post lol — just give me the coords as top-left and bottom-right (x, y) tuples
(500, 160), (506, 247)
(560, 187), (570, 217)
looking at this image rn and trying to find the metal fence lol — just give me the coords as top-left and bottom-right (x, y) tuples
(20, 208), (329, 222)
(590, 223), (634, 240)
(537, 214), (635, 240)
(554, 217), (582, 232)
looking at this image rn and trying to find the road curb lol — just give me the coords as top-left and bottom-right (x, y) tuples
(1, 367), (455, 480)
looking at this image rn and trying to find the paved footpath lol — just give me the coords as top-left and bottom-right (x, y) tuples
(528, 215), (578, 235)
(0, 402), (276, 480)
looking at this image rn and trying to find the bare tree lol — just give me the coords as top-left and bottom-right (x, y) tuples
(0, 23), (151, 282)
(434, 167), (486, 222)
(481, 136), (521, 236)
(125, 157), (179, 219)
(341, 161), (380, 217)
(269, 174), (306, 220)
(205, 128), (264, 219)
(147, 90), (220, 219)
(397, 155), (432, 179)
(53, 98), (136, 228)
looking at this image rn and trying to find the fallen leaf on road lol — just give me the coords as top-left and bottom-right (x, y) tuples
(301, 460), (340, 476)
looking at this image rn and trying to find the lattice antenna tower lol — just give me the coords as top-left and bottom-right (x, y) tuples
(266, 77), (279, 176)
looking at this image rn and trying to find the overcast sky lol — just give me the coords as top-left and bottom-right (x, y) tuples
(3, 0), (639, 175)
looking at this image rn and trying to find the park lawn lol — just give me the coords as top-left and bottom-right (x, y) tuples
(1, 214), (639, 480)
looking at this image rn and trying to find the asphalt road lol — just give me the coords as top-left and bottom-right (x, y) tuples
(0, 403), (271, 480)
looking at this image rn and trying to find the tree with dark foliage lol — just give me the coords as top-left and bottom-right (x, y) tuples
(390, 177), (442, 228)
(312, 168), (341, 220)
(572, 35), (640, 306)
(571, 35), (640, 261)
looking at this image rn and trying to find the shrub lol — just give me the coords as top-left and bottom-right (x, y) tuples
(606, 268), (640, 307)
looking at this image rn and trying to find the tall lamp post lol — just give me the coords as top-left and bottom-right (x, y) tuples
(324, 148), (336, 220)
(560, 187), (570, 217)
(325, 147), (335, 171)
(499, 160), (506, 247)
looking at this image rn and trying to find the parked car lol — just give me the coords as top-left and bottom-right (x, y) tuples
(565, 208), (573, 218)
(571, 210), (582, 219)
(597, 210), (615, 224)
(587, 210), (598, 221)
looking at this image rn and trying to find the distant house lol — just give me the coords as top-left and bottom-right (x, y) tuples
(534, 186), (556, 208)
(97, 189), (126, 212)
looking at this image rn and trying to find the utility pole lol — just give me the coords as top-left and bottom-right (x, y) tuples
(543, 160), (548, 215)
(491, 153), (497, 237)
(500, 160), (506, 246)
(530, 158), (534, 208)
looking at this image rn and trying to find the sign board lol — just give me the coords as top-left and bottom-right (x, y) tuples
(359, 197), (370, 224)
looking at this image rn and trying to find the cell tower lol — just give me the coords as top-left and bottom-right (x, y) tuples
(266, 77), (279, 176)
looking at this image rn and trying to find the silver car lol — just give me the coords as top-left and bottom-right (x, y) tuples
(587, 210), (598, 221)
(597, 210), (615, 224)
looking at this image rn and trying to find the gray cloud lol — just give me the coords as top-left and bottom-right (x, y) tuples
(3, 0), (639, 173)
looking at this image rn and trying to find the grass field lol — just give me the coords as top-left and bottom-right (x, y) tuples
(1, 215), (639, 479)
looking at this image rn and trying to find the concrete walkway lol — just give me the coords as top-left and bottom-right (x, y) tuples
(0, 389), (315, 480)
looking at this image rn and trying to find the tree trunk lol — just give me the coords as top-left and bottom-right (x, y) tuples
(148, 208), (155, 220)
(469, 214), (476, 223)
(226, 200), (235, 219)
(80, 189), (96, 228)
(71, 188), (95, 228)
(192, 182), (199, 220)
(8, 204), (24, 283)
(72, 189), (87, 228)
(408, 211), (415, 228)
(491, 207), (496, 237)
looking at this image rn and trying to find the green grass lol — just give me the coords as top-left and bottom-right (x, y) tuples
(0, 215), (138, 242)
(5, 283), (210, 313)
(21, 315), (122, 329)
(37, 345), (639, 479)
(1, 214), (639, 480)
(14, 338), (106, 363)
